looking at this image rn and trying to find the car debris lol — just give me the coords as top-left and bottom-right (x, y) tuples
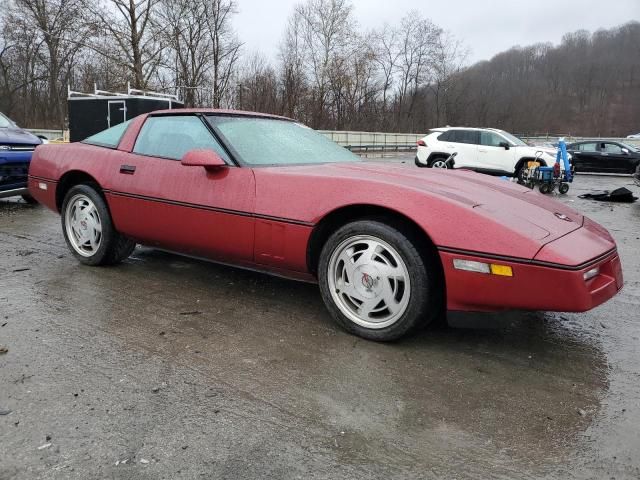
(578, 187), (638, 202)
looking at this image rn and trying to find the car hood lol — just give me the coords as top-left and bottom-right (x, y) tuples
(294, 161), (583, 242)
(0, 127), (42, 145)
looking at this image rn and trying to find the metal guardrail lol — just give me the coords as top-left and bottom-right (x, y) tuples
(318, 130), (422, 151)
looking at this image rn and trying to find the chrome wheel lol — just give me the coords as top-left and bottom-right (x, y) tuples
(64, 194), (102, 257)
(327, 235), (411, 329)
(431, 159), (448, 168)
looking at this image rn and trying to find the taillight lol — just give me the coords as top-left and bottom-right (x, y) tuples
(416, 140), (426, 147)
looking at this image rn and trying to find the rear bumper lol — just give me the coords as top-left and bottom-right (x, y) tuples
(441, 248), (623, 313)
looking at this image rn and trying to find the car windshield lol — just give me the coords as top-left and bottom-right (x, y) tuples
(494, 130), (528, 146)
(207, 116), (360, 166)
(0, 112), (14, 128)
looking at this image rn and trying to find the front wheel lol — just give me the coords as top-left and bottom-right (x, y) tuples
(61, 184), (136, 266)
(318, 220), (443, 341)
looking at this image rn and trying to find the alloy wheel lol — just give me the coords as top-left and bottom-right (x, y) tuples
(64, 194), (103, 257)
(327, 235), (411, 329)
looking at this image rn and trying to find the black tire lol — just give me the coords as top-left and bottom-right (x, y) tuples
(558, 183), (570, 194)
(61, 184), (136, 266)
(428, 156), (449, 169)
(21, 194), (38, 204)
(515, 165), (527, 184)
(539, 183), (551, 194)
(318, 219), (443, 341)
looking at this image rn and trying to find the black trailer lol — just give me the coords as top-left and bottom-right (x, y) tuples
(67, 85), (183, 142)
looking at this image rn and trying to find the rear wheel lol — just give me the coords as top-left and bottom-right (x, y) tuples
(429, 157), (449, 169)
(61, 184), (136, 266)
(318, 220), (442, 341)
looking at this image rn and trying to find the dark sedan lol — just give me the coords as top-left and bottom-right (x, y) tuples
(567, 140), (640, 174)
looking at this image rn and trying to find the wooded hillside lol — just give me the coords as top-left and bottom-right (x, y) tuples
(1, 0), (638, 136)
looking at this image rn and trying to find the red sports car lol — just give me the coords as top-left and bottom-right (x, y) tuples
(28, 109), (623, 341)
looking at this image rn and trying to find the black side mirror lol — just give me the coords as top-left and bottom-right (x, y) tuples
(499, 142), (510, 150)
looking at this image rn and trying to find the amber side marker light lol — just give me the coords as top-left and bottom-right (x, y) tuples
(453, 259), (513, 277)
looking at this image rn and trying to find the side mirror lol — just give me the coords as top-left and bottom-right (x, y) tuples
(499, 142), (510, 150)
(181, 149), (226, 169)
(621, 148), (630, 155)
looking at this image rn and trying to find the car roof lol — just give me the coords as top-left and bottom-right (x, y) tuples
(149, 108), (293, 122)
(429, 127), (506, 133)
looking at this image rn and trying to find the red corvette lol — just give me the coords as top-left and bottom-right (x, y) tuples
(28, 109), (623, 341)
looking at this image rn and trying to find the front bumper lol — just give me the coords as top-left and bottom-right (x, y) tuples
(441, 248), (623, 313)
(0, 187), (29, 199)
(0, 151), (32, 197)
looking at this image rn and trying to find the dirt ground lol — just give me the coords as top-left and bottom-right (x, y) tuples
(1, 163), (639, 479)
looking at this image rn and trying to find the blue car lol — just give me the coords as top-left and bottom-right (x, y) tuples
(0, 111), (43, 203)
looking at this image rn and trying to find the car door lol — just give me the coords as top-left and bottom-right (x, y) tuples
(601, 142), (635, 173)
(445, 130), (479, 169)
(106, 114), (256, 264)
(571, 142), (599, 172)
(478, 131), (514, 173)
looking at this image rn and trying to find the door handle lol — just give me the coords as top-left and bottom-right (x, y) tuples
(119, 165), (136, 174)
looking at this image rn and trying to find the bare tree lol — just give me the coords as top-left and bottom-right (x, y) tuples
(289, 0), (356, 127)
(372, 24), (400, 127)
(86, 0), (163, 89)
(202, 0), (241, 108)
(158, 0), (213, 106)
(3, 0), (89, 127)
(427, 30), (467, 126)
(395, 11), (440, 129)
(279, 11), (306, 119)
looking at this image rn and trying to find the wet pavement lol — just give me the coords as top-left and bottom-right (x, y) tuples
(1, 165), (639, 479)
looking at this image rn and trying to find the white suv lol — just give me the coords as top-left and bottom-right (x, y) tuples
(415, 127), (563, 179)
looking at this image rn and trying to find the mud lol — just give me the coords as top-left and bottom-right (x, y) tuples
(1, 166), (639, 479)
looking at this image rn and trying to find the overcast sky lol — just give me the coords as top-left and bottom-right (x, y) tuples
(233, 0), (639, 63)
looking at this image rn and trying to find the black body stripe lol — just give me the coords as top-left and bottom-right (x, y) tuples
(28, 175), (58, 183)
(438, 245), (617, 271)
(103, 189), (315, 227)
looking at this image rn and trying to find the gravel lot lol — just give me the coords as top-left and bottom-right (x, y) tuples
(1, 163), (639, 479)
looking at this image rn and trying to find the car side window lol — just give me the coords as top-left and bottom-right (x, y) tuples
(578, 143), (598, 152)
(458, 130), (478, 145)
(133, 115), (230, 162)
(83, 120), (132, 148)
(480, 131), (504, 147)
(438, 131), (453, 142)
(602, 143), (623, 154)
